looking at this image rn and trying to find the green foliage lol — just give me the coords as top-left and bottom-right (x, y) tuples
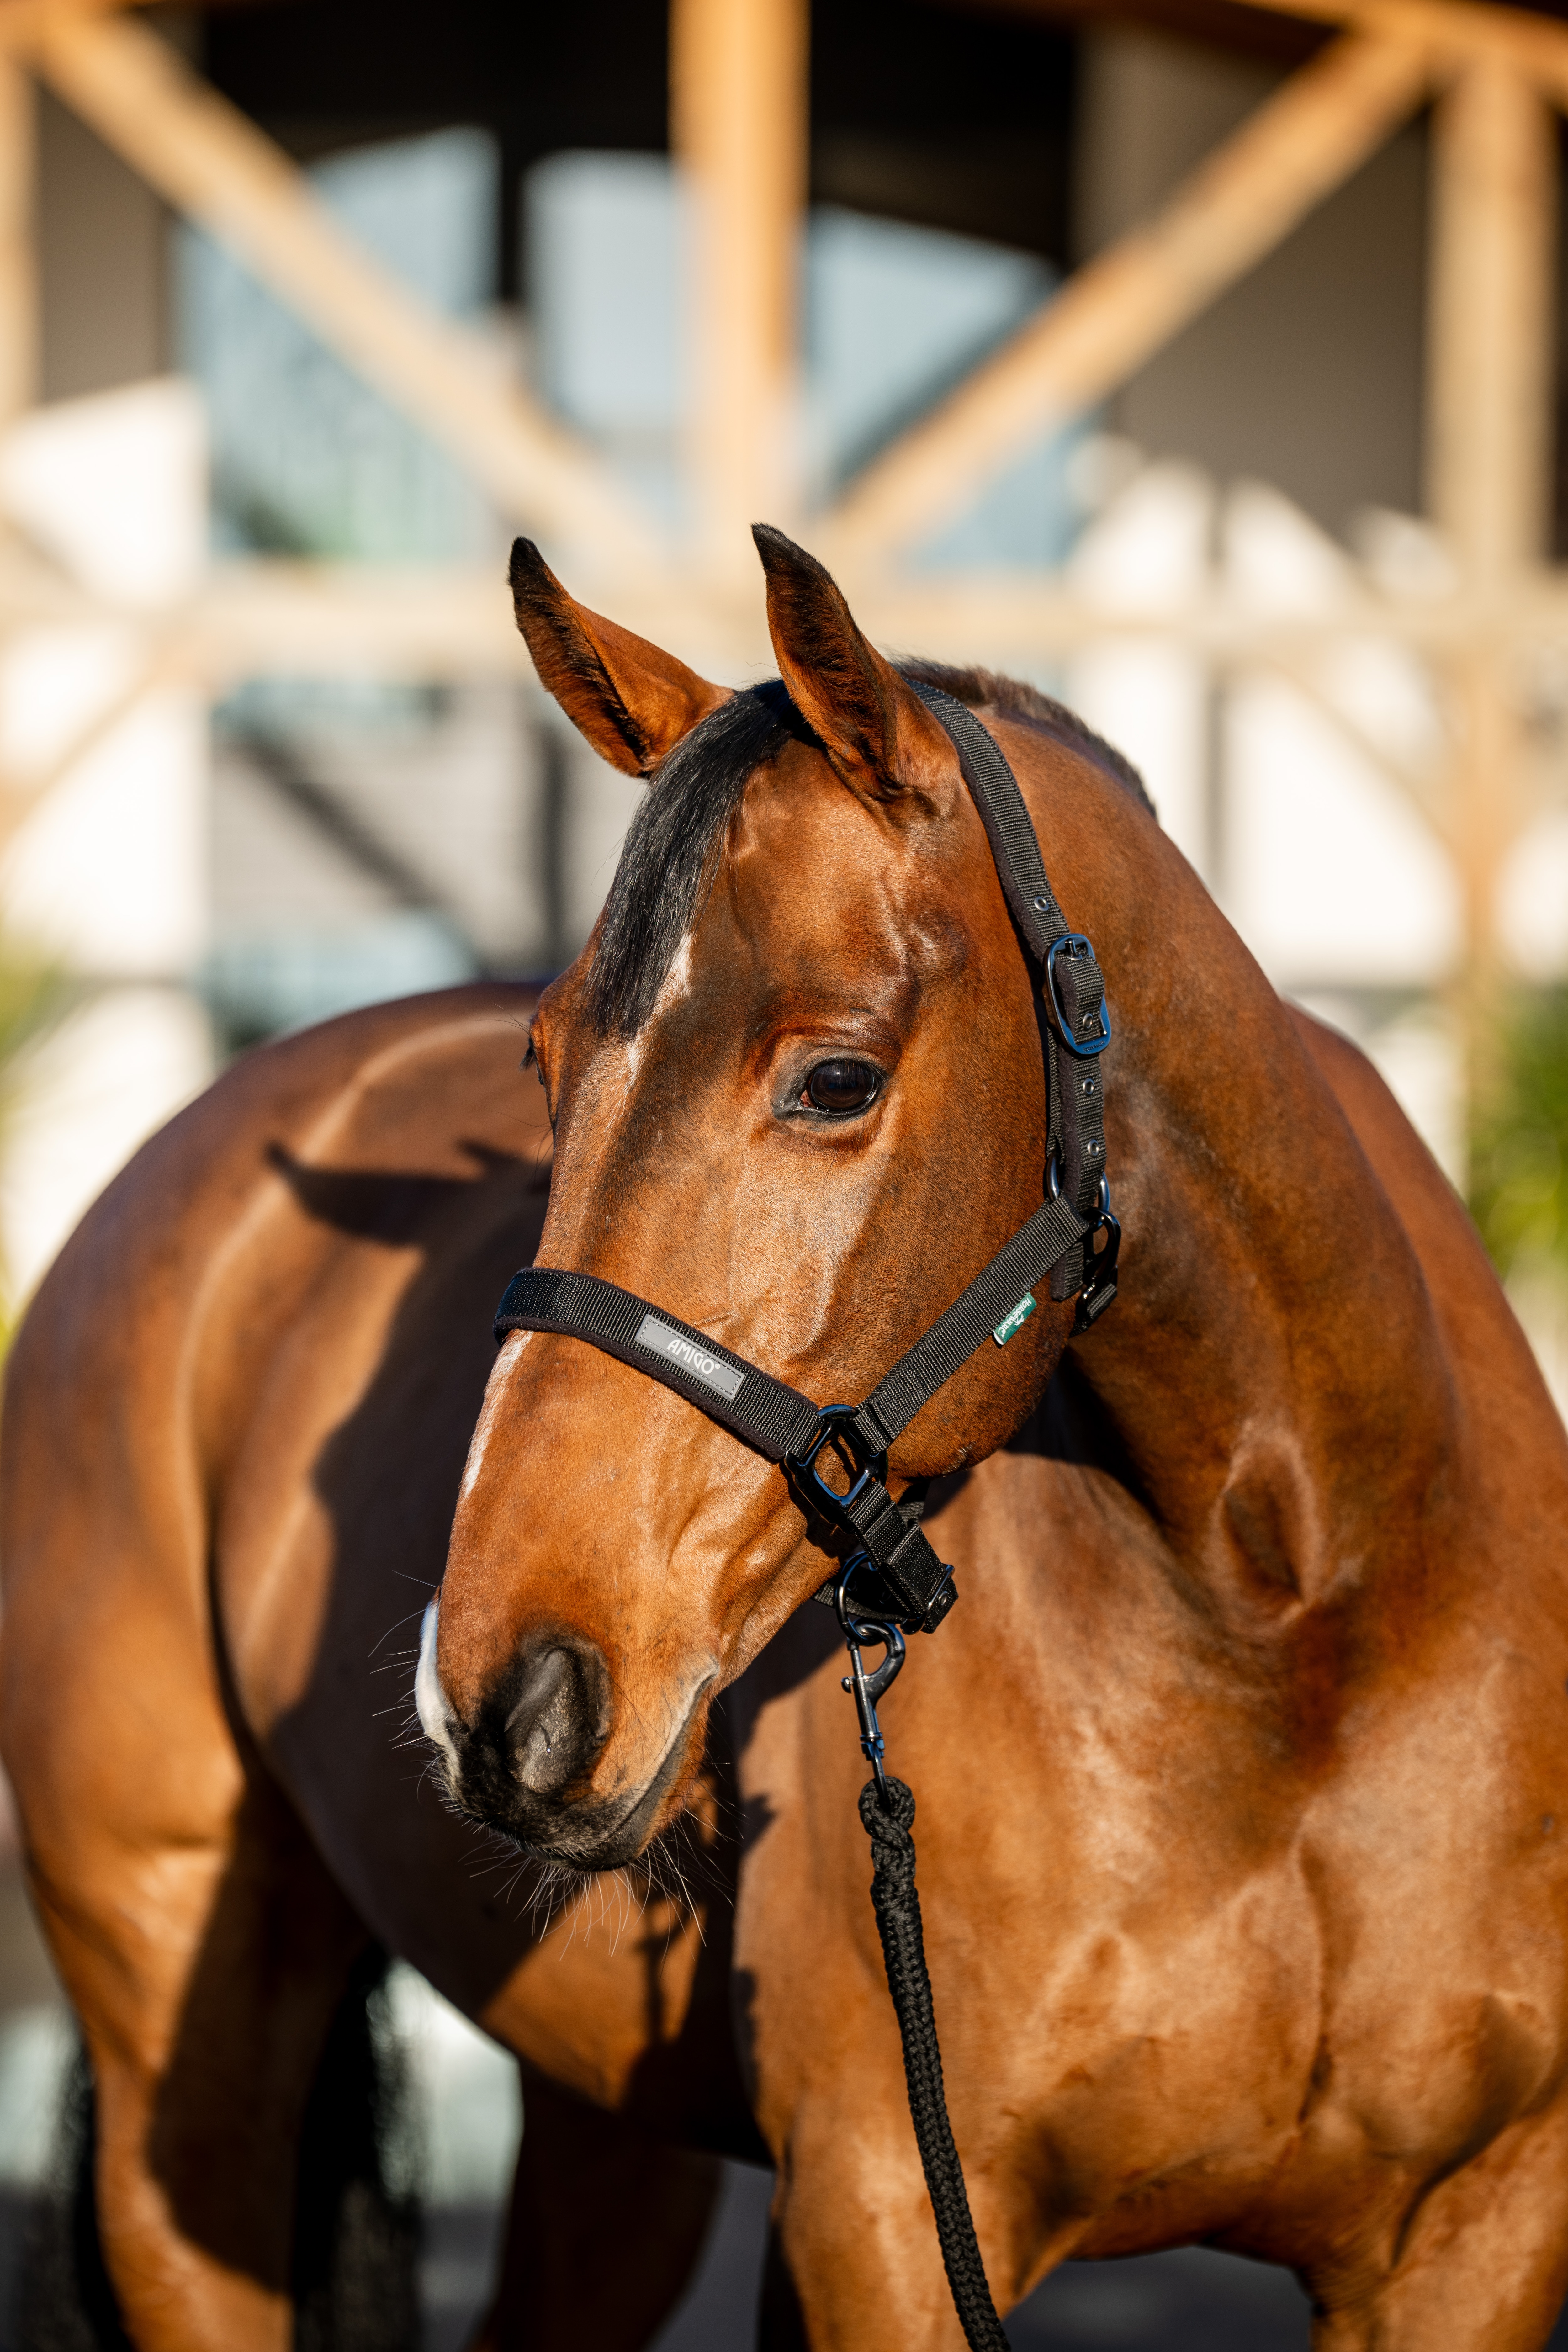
(1469, 986), (1568, 1279)
(0, 955), (71, 1085)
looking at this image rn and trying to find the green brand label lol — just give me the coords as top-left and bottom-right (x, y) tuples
(992, 1292), (1036, 1347)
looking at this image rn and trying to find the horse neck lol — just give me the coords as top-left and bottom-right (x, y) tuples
(1047, 783), (1457, 1614)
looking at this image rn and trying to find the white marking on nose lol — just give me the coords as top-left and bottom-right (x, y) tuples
(415, 1596), (460, 1772)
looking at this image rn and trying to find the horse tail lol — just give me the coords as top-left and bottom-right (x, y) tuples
(292, 1944), (423, 2351)
(11, 1947), (423, 2351)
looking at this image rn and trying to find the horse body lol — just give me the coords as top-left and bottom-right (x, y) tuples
(4, 527), (1568, 2349)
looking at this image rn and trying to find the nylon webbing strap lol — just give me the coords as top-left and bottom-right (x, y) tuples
(492, 1272), (953, 1623)
(833, 1479), (950, 1622)
(494, 1268), (820, 1460)
(908, 681), (1070, 961)
(848, 1192), (1085, 1460)
(492, 1271), (957, 1610)
(908, 681), (1108, 1297)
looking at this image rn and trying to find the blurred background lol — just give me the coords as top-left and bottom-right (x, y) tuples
(2, 0), (1568, 2340)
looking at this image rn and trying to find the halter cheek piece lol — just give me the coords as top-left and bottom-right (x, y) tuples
(492, 684), (1119, 1642)
(488, 685), (1118, 2352)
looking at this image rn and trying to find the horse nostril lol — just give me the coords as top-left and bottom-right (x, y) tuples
(504, 1641), (602, 1797)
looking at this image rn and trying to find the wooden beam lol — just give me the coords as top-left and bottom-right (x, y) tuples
(671, 0), (808, 567)
(1222, 0), (1568, 88)
(9, 551), (1568, 695)
(154, 560), (766, 686)
(3, 0), (1561, 97)
(0, 0), (146, 44)
(819, 29), (1431, 567)
(56, 562), (1568, 686)
(0, 643), (183, 844)
(851, 572), (1568, 659)
(21, 8), (662, 576)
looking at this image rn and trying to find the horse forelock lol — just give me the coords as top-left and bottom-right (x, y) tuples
(579, 663), (1150, 1041)
(579, 683), (801, 1039)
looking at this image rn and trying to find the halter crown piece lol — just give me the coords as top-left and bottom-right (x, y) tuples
(492, 685), (1120, 1637)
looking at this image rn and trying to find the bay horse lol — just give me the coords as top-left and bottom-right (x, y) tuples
(4, 523), (1568, 2350)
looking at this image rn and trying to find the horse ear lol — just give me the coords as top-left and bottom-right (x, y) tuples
(752, 524), (953, 806)
(510, 538), (730, 777)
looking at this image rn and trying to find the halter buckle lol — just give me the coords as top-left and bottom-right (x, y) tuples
(1046, 934), (1111, 1057)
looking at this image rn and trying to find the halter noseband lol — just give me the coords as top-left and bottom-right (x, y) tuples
(492, 684), (1120, 1639)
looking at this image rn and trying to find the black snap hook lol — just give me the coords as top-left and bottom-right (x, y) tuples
(1074, 1176), (1121, 1333)
(834, 1555), (908, 1804)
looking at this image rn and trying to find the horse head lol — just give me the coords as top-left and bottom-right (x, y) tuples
(417, 526), (1146, 1867)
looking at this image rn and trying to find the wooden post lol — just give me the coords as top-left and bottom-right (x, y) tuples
(1428, 60), (1555, 583)
(0, 47), (35, 813)
(670, 0), (807, 573)
(1427, 56), (1557, 1155)
(0, 48), (34, 435)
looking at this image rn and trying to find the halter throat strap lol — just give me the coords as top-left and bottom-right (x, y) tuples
(492, 688), (1117, 1632)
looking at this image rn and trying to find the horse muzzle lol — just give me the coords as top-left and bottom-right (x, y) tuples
(415, 1596), (704, 1867)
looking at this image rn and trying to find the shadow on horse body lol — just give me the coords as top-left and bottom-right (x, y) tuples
(4, 526), (1568, 2350)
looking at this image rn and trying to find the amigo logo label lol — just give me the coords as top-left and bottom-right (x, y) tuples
(635, 1313), (745, 1401)
(992, 1292), (1037, 1347)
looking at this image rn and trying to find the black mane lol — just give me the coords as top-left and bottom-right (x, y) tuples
(579, 664), (1152, 1039)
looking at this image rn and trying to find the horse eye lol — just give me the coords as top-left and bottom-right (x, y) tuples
(802, 1059), (881, 1115)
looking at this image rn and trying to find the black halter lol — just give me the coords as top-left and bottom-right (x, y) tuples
(492, 684), (1120, 1635)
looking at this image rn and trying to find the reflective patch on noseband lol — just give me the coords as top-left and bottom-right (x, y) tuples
(992, 1292), (1036, 1346)
(634, 1312), (746, 1400)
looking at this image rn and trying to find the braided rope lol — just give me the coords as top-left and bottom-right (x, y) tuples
(858, 1779), (1010, 2350)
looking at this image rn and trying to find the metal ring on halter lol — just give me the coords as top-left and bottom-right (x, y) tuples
(787, 1404), (888, 1535)
(833, 1554), (908, 1663)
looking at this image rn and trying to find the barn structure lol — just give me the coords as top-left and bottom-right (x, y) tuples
(0, 0), (1563, 1378)
(5, 2), (1568, 2332)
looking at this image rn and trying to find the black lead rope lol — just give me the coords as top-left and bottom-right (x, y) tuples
(834, 1578), (1010, 2348)
(491, 688), (1117, 2348)
(860, 1778), (1011, 2352)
